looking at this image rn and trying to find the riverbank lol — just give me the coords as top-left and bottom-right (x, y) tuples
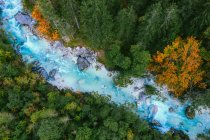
(1, 0), (210, 139)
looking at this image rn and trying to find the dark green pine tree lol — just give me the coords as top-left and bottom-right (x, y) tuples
(80, 0), (113, 48)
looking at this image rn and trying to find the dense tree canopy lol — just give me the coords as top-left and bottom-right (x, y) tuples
(80, 0), (114, 48)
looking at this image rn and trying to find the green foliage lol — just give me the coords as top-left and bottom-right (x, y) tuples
(197, 130), (210, 140)
(37, 119), (64, 140)
(137, 2), (181, 52)
(106, 42), (131, 70)
(115, 7), (136, 46)
(31, 109), (58, 123)
(144, 85), (158, 95)
(129, 45), (151, 77)
(75, 126), (92, 140)
(192, 90), (210, 108)
(0, 112), (14, 125)
(106, 43), (150, 86)
(103, 118), (118, 132)
(22, 0), (36, 11)
(80, 0), (113, 48)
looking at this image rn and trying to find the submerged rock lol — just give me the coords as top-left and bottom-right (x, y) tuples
(134, 86), (141, 91)
(15, 11), (35, 27)
(49, 69), (57, 79)
(185, 106), (195, 119)
(13, 44), (21, 55)
(151, 120), (162, 127)
(0, 0), (4, 5)
(33, 61), (40, 66)
(169, 107), (174, 112)
(32, 66), (49, 79)
(37, 67), (49, 79)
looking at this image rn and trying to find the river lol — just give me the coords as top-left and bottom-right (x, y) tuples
(0, 0), (210, 139)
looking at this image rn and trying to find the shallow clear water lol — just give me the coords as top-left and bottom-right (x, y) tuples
(1, 0), (210, 139)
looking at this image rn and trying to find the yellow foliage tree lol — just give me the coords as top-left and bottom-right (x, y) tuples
(36, 19), (50, 37)
(31, 6), (42, 21)
(149, 37), (206, 96)
(31, 5), (59, 41)
(51, 30), (60, 41)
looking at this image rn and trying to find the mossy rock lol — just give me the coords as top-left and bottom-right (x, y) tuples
(185, 106), (195, 119)
(144, 85), (158, 95)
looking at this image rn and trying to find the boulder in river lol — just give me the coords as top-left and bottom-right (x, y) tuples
(49, 69), (57, 80)
(15, 11), (35, 27)
(134, 86), (141, 91)
(185, 106), (195, 119)
(0, 0), (4, 5)
(75, 47), (96, 71)
(32, 66), (49, 79)
(151, 119), (162, 127)
(77, 57), (90, 70)
(33, 61), (40, 67)
(37, 67), (49, 79)
(169, 107), (174, 112)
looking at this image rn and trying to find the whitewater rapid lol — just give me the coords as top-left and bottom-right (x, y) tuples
(1, 0), (210, 139)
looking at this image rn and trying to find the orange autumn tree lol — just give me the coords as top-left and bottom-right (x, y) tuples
(31, 5), (59, 41)
(149, 37), (206, 96)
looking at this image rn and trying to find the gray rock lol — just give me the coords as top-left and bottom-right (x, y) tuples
(53, 41), (63, 48)
(75, 47), (96, 71)
(86, 57), (95, 64)
(32, 67), (49, 79)
(76, 47), (94, 57)
(77, 57), (90, 70)
(38, 67), (49, 79)
(169, 107), (174, 112)
(33, 61), (40, 66)
(151, 120), (162, 127)
(49, 69), (57, 79)
(15, 11), (35, 27)
(0, 0), (4, 5)
(76, 47), (86, 56)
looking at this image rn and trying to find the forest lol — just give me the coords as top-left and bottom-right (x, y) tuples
(0, 0), (209, 139)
